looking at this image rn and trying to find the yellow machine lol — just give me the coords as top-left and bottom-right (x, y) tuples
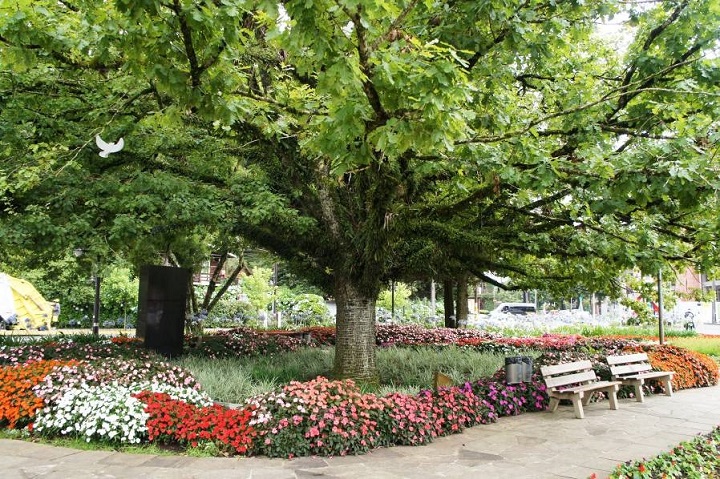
(0, 273), (54, 330)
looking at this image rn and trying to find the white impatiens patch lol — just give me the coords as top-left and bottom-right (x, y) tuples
(34, 382), (214, 444)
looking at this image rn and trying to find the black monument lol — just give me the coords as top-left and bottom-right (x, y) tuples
(136, 265), (190, 357)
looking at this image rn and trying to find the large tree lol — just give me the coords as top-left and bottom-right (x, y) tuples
(1, 0), (719, 381)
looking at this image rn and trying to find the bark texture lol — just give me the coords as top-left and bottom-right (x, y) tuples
(333, 275), (378, 383)
(456, 273), (469, 325)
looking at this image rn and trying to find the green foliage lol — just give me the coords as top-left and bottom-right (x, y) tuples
(2, 0), (720, 381)
(1, 254), (138, 328)
(610, 426), (720, 478)
(620, 297), (656, 326)
(277, 293), (333, 326)
(377, 282), (413, 311)
(238, 267), (274, 314)
(680, 287), (716, 302)
(550, 324), (697, 339)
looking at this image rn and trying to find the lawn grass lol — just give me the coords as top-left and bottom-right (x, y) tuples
(481, 323), (698, 339)
(667, 335), (720, 357)
(175, 346), (536, 403)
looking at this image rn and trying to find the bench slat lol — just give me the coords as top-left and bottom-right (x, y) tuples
(541, 360), (593, 376)
(619, 371), (674, 380)
(610, 363), (653, 376)
(543, 370), (597, 389)
(606, 352), (648, 365)
(558, 380), (621, 394)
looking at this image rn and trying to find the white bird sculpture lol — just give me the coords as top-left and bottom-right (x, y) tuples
(95, 135), (124, 157)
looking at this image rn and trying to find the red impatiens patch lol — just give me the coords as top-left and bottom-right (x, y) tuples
(134, 391), (257, 455)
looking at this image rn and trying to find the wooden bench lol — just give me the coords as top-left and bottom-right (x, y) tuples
(540, 360), (622, 419)
(606, 352), (674, 403)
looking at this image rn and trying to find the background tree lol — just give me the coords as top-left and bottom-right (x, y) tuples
(1, 0), (719, 382)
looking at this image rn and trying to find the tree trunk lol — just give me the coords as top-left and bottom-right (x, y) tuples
(206, 259), (245, 312)
(201, 252), (227, 311)
(333, 275), (378, 383)
(456, 273), (469, 326)
(443, 279), (455, 328)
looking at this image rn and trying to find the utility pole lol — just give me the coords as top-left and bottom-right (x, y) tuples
(712, 278), (717, 324)
(658, 270), (665, 345)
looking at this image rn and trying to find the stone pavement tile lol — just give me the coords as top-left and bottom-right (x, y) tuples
(136, 454), (196, 468)
(285, 455), (330, 469)
(461, 437), (520, 456)
(0, 455), (35, 470)
(602, 444), (666, 463)
(633, 430), (707, 449)
(245, 467), (300, 479)
(684, 416), (720, 427)
(469, 460), (566, 479)
(527, 452), (619, 477)
(0, 438), (85, 461)
(176, 470), (255, 479)
(323, 462), (411, 478)
(99, 451), (158, 467)
(663, 423), (719, 436)
(172, 456), (257, 472)
(1, 472), (27, 479)
(295, 468), (346, 479)
(457, 448), (505, 464)
(547, 463), (607, 479)
(16, 465), (99, 479)
(322, 465), (406, 479)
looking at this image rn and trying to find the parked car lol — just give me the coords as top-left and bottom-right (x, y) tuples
(490, 303), (537, 316)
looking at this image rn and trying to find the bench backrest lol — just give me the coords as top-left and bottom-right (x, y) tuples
(540, 360), (598, 390)
(606, 353), (653, 378)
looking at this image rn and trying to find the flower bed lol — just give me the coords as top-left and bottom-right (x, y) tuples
(0, 328), (717, 459)
(136, 391), (256, 454)
(603, 425), (720, 478)
(185, 328), (303, 358)
(0, 359), (78, 428)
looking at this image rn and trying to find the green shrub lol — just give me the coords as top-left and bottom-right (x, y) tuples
(609, 426), (720, 478)
(278, 293), (332, 326)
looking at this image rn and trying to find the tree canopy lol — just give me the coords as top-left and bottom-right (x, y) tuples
(1, 0), (719, 380)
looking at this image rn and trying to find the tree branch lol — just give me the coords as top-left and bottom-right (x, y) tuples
(344, 5), (389, 129)
(172, 0), (202, 88)
(370, 0), (419, 51)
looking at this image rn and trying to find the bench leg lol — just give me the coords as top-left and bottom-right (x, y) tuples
(607, 386), (619, 410)
(634, 381), (644, 403)
(663, 378), (674, 397)
(581, 391), (592, 406)
(571, 395), (585, 419)
(548, 396), (560, 412)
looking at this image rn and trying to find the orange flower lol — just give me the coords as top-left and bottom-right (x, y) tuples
(0, 360), (78, 428)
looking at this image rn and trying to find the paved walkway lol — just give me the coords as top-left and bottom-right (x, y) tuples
(2, 384), (719, 479)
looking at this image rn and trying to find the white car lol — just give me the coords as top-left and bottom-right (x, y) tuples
(490, 303), (537, 316)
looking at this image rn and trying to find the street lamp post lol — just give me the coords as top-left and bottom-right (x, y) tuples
(74, 248), (100, 336)
(92, 274), (101, 335)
